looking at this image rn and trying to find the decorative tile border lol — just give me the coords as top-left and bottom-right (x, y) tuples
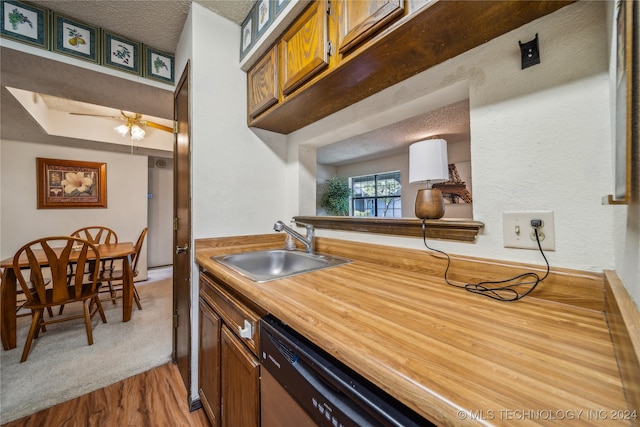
(275, 0), (290, 16)
(255, 0), (273, 38)
(0, 0), (48, 49)
(240, 7), (254, 59)
(102, 30), (141, 75)
(144, 45), (174, 83)
(0, 0), (175, 84)
(52, 12), (98, 63)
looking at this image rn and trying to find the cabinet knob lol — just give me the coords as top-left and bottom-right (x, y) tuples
(239, 319), (254, 339)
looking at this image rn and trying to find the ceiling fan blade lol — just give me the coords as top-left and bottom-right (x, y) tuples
(141, 120), (173, 133)
(69, 112), (122, 120)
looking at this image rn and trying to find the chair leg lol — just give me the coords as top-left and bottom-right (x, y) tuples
(58, 305), (65, 316)
(93, 297), (107, 323)
(46, 307), (54, 318)
(83, 301), (93, 346)
(108, 281), (117, 304)
(21, 309), (43, 363)
(133, 285), (142, 310)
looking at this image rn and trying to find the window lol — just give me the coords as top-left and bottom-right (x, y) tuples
(351, 171), (401, 217)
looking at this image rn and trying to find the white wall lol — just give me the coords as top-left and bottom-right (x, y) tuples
(177, 3), (290, 401)
(294, 1), (618, 275)
(147, 157), (173, 267)
(0, 140), (149, 276)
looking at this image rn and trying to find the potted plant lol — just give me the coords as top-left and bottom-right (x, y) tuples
(320, 176), (351, 216)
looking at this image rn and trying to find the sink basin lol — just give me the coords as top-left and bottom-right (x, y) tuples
(212, 249), (351, 282)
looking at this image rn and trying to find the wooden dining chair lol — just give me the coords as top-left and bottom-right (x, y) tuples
(70, 226), (119, 272)
(99, 227), (147, 310)
(13, 236), (107, 362)
(65, 226), (119, 312)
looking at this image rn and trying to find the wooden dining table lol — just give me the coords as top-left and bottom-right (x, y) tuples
(0, 242), (136, 351)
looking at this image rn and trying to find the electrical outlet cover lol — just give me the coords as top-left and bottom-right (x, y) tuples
(503, 211), (555, 251)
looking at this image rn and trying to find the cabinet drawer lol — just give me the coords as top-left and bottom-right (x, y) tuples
(199, 272), (262, 356)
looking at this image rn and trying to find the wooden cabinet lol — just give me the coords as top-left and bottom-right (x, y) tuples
(221, 325), (260, 427)
(198, 271), (265, 427)
(247, 46), (278, 119)
(337, 0), (404, 55)
(245, 0), (573, 134)
(198, 299), (221, 425)
(280, 0), (329, 95)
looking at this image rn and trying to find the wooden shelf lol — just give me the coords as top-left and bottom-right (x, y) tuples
(293, 216), (483, 242)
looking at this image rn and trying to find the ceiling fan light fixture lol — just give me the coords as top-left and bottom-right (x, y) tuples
(130, 125), (145, 140)
(114, 124), (129, 137)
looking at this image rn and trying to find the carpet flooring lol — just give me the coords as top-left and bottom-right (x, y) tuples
(0, 266), (173, 425)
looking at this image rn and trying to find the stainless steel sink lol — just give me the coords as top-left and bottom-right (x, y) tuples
(212, 249), (351, 282)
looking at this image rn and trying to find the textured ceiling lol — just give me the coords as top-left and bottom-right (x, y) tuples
(28, 1), (256, 53)
(317, 101), (470, 165)
(2, 0), (469, 165)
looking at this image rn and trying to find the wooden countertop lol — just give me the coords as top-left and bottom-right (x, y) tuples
(195, 235), (632, 426)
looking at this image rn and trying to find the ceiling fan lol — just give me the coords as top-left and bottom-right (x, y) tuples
(70, 110), (173, 140)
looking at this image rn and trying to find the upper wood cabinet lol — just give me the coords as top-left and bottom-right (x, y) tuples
(245, 0), (574, 134)
(337, 0), (404, 55)
(280, 0), (329, 96)
(247, 46), (278, 119)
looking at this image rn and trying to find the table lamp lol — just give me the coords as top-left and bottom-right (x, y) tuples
(409, 139), (449, 219)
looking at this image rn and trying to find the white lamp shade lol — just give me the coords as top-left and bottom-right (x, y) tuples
(114, 124), (129, 137)
(409, 139), (449, 183)
(130, 125), (145, 140)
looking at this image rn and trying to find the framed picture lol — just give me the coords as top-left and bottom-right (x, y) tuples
(240, 9), (254, 58)
(607, 0), (634, 204)
(256, 0), (272, 37)
(52, 12), (98, 63)
(37, 158), (107, 209)
(0, 0), (48, 49)
(275, 0), (290, 16)
(102, 30), (141, 75)
(144, 46), (174, 83)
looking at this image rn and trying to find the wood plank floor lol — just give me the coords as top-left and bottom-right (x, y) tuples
(1, 363), (211, 427)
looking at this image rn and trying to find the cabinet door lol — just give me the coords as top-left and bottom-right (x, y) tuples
(199, 298), (221, 426)
(247, 46), (278, 118)
(280, 0), (329, 95)
(221, 325), (260, 427)
(338, 0), (404, 55)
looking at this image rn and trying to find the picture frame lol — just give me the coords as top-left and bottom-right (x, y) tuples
(144, 45), (174, 83)
(0, 0), (48, 49)
(52, 12), (99, 63)
(101, 30), (141, 75)
(37, 158), (107, 209)
(240, 9), (254, 59)
(275, 0), (290, 16)
(607, 0), (634, 204)
(255, 0), (272, 38)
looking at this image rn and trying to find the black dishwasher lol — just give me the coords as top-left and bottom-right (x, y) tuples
(260, 315), (434, 427)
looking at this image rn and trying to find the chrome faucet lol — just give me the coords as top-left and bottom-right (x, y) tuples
(274, 220), (315, 254)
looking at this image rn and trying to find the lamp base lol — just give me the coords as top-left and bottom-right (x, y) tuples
(415, 188), (445, 219)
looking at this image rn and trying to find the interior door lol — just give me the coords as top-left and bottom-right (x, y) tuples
(173, 62), (192, 397)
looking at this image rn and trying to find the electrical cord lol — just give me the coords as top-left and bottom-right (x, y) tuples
(421, 219), (550, 301)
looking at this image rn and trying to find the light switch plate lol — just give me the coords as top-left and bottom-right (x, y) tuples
(503, 211), (555, 251)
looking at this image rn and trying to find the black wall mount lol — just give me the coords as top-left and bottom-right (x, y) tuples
(518, 33), (540, 69)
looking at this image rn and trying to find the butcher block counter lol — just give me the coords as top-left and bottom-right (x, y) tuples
(195, 234), (638, 426)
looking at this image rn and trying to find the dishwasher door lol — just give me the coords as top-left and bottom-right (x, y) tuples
(260, 316), (432, 427)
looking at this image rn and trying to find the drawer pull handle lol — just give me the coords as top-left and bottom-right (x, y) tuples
(239, 320), (253, 339)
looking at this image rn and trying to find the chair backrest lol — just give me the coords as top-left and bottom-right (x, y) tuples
(131, 228), (148, 274)
(71, 226), (118, 245)
(13, 236), (101, 305)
